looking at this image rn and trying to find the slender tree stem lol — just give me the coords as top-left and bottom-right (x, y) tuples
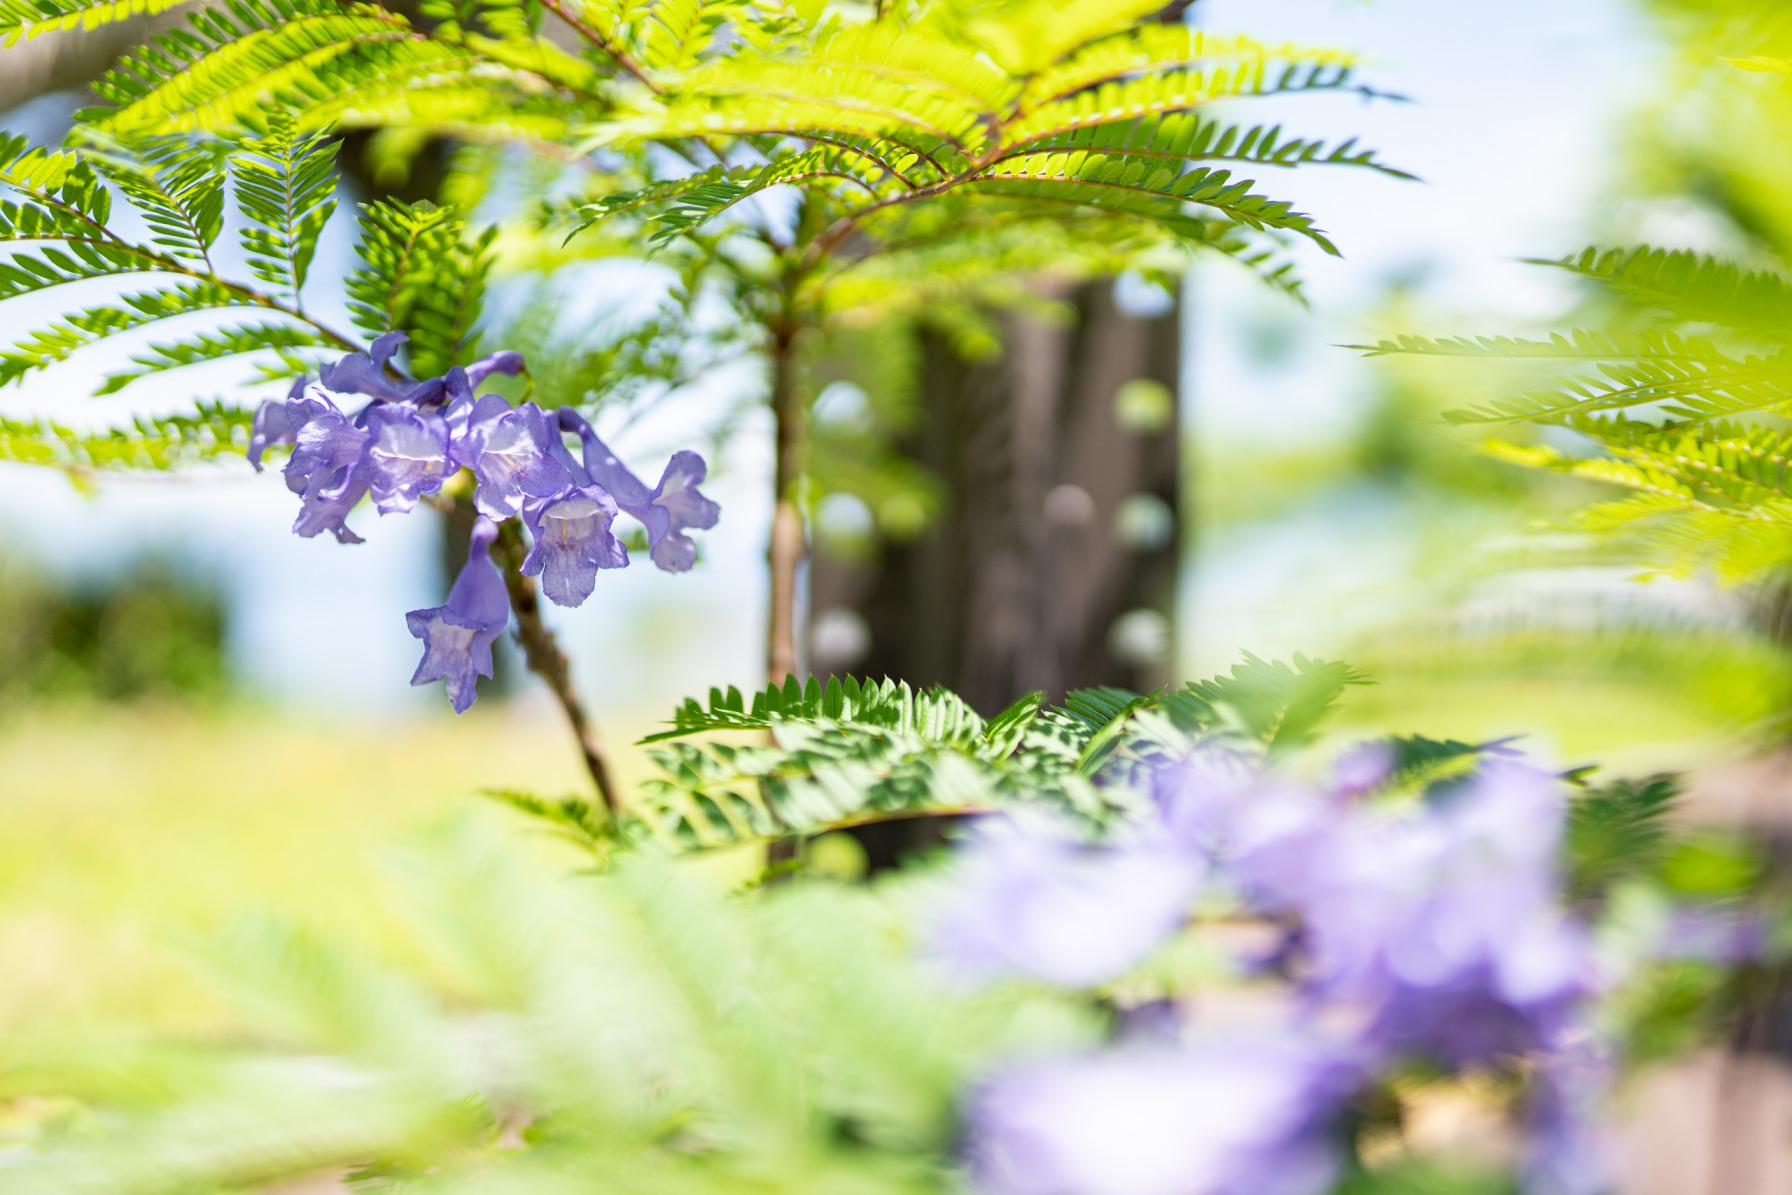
(766, 322), (807, 683)
(490, 518), (622, 815)
(538, 0), (661, 93)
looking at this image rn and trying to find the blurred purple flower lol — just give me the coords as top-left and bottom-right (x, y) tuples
(1289, 763), (1596, 1065)
(1331, 741), (1396, 799)
(1656, 906), (1769, 966)
(406, 516), (509, 713)
(521, 484), (629, 608)
(1522, 1040), (1615, 1195)
(931, 819), (1204, 989)
(965, 1034), (1360, 1195)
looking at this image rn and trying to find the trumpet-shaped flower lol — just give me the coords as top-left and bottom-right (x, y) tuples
(521, 485), (629, 607)
(407, 517), (509, 713)
(363, 402), (452, 514)
(458, 398), (573, 520)
(248, 338), (718, 710)
(576, 424), (720, 573)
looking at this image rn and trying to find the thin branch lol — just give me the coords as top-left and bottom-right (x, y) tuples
(7, 178), (362, 351)
(800, 172), (968, 267)
(491, 517), (623, 815)
(538, 0), (661, 93)
(765, 319), (806, 683)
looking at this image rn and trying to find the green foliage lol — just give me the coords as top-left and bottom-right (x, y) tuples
(0, 555), (231, 706)
(232, 111), (339, 301)
(1370, 243), (1792, 584)
(1566, 773), (1681, 900)
(2, 1), (1402, 508)
(518, 4), (1397, 327)
(1364, 18), (1792, 587)
(0, 0), (188, 45)
(73, 0), (607, 144)
(346, 200), (497, 378)
(503, 656), (1365, 854)
(83, 132), (228, 267)
(1537, 245), (1792, 333)
(0, 403), (254, 472)
(1169, 652), (1365, 751)
(0, 127), (369, 420)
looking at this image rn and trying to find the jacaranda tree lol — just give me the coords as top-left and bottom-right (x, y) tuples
(0, 0), (1406, 767)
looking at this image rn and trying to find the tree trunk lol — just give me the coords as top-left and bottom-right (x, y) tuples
(810, 279), (1183, 713)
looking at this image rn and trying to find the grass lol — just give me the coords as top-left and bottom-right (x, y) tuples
(0, 701), (653, 1038)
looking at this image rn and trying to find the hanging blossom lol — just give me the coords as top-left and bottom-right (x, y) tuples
(249, 334), (720, 711)
(940, 753), (1628, 1195)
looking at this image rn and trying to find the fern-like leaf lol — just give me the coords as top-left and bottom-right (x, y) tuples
(0, 282), (249, 388)
(971, 156), (1339, 254)
(0, 0), (188, 44)
(233, 111), (340, 302)
(79, 132), (228, 267)
(98, 322), (330, 394)
(0, 403), (255, 471)
(345, 199), (494, 377)
(1006, 113), (1413, 181)
(1568, 774), (1682, 900)
(1535, 245), (1792, 335)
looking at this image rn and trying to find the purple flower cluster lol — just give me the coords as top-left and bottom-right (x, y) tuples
(943, 755), (1618, 1195)
(250, 333), (719, 712)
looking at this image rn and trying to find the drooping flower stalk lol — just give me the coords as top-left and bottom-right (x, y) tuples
(489, 514), (621, 814)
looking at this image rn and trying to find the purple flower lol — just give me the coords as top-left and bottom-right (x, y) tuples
(965, 1034), (1360, 1195)
(931, 819), (1204, 989)
(1287, 763), (1596, 1065)
(466, 349), (524, 388)
(521, 484), (630, 607)
(247, 377), (310, 470)
(317, 330), (413, 402)
(1331, 741), (1396, 799)
(318, 335), (526, 409)
(406, 517), (509, 713)
(244, 336), (718, 708)
(576, 424), (720, 573)
(283, 393), (367, 498)
(455, 397), (574, 520)
(362, 402), (451, 515)
(290, 464), (370, 545)
(278, 392), (372, 543)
